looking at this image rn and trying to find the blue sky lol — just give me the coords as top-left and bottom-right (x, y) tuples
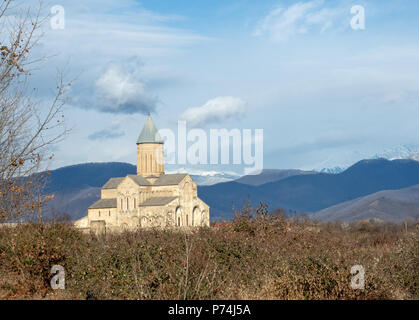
(29, 0), (419, 174)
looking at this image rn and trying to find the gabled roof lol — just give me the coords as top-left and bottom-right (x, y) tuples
(136, 115), (163, 144)
(102, 177), (124, 189)
(153, 173), (188, 186)
(127, 174), (151, 186)
(139, 196), (177, 207)
(101, 173), (189, 189)
(89, 198), (117, 209)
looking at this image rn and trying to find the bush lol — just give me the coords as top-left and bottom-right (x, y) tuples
(0, 208), (417, 300)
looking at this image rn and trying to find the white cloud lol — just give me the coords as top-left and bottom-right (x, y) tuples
(94, 60), (156, 114)
(180, 96), (246, 127)
(253, 0), (344, 42)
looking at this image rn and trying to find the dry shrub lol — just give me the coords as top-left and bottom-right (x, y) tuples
(0, 204), (417, 300)
(0, 222), (81, 297)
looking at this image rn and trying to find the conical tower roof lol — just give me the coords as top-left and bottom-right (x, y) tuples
(136, 115), (163, 144)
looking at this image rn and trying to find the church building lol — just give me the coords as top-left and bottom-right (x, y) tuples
(74, 115), (210, 233)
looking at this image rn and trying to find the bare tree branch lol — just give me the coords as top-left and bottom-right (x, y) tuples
(0, 0), (70, 222)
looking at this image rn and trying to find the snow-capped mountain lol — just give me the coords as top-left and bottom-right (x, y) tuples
(191, 173), (240, 186)
(307, 150), (365, 174)
(318, 166), (345, 174)
(314, 144), (419, 174)
(167, 168), (242, 186)
(373, 144), (419, 161)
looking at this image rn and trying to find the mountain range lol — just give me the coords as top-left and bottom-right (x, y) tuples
(41, 158), (419, 222)
(312, 185), (419, 222)
(235, 169), (316, 186)
(314, 144), (419, 174)
(199, 158), (419, 219)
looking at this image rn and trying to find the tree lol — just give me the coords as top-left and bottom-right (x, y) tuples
(0, 1), (70, 222)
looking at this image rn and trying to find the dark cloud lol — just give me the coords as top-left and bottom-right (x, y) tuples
(88, 128), (125, 141)
(97, 96), (157, 115)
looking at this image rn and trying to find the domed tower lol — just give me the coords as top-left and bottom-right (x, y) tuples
(136, 115), (165, 178)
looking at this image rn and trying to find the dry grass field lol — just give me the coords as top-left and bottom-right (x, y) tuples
(0, 205), (417, 300)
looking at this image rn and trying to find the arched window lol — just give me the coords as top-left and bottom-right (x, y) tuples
(134, 198), (136, 208)
(149, 154), (152, 172)
(201, 210), (208, 227)
(186, 214), (188, 226)
(184, 182), (191, 202)
(175, 206), (182, 227)
(192, 207), (199, 226)
(98, 210), (101, 217)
